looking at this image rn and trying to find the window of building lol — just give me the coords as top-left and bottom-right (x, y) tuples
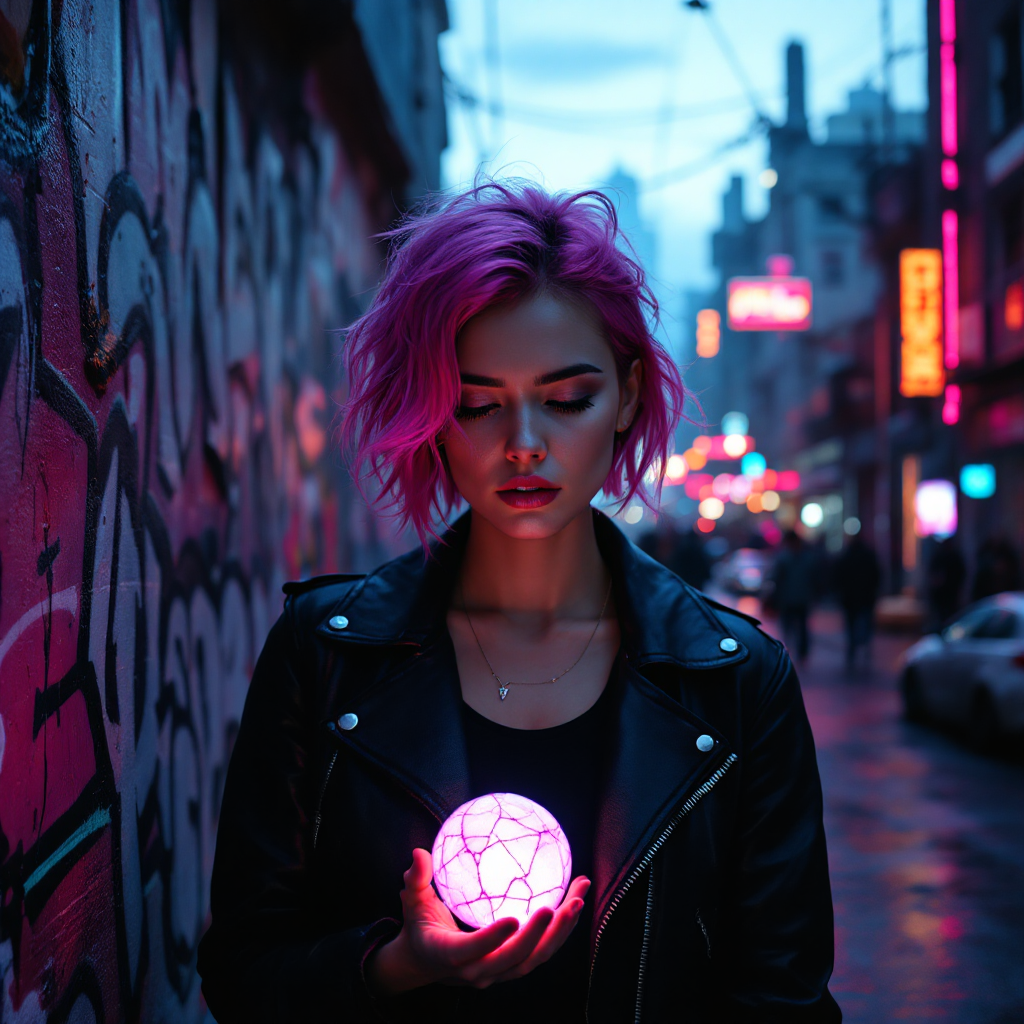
(821, 249), (844, 287)
(990, 8), (1024, 139)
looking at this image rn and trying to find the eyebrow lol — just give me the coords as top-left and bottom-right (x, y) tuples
(459, 363), (604, 388)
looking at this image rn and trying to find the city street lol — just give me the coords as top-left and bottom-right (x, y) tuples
(779, 610), (1024, 1023)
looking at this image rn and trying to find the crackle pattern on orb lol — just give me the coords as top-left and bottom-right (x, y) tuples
(432, 793), (572, 928)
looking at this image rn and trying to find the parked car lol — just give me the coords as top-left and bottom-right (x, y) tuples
(714, 547), (773, 597)
(899, 592), (1024, 746)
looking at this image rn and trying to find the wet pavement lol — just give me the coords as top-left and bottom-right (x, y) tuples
(771, 607), (1024, 1023)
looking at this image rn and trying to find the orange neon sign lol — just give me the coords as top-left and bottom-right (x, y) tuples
(695, 309), (720, 357)
(899, 249), (945, 397)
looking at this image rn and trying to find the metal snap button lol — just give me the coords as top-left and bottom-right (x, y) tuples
(719, 637), (738, 652)
(338, 713), (359, 731)
(328, 615), (350, 631)
(696, 734), (714, 752)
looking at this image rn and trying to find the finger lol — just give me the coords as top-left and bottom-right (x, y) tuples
(490, 897), (585, 982)
(403, 848), (434, 892)
(444, 917), (520, 967)
(489, 879), (591, 982)
(465, 907), (553, 983)
(563, 876), (591, 905)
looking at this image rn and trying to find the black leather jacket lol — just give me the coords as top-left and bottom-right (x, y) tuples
(198, 512), (841, 1023)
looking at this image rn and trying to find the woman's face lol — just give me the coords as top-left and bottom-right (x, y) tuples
(443, 291), (641, 540)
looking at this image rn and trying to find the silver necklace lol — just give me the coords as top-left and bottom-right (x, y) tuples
(460, 581), (613, 701)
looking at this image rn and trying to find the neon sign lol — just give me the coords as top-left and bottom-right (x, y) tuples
(939, 0), (957, 192)
(915, 479), (957, 538)
(695, 308), (720, 357)
(942, 210), (960, 368)
(899, 249), (945, 397)
(727, 277), (812, 331)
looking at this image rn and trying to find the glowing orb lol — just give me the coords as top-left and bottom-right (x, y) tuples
(431, 792), (571, 929)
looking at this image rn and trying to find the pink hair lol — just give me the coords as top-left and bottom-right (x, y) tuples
(339, 180), (688, 546)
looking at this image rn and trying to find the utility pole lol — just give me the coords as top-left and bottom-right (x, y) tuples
(881, 0), (895, 160)
(484, 0), (503, 160)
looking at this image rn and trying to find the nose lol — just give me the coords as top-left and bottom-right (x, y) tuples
(505, 403), (547, 463)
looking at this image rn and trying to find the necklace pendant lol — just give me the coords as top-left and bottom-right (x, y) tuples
(498, 684), (509, 701)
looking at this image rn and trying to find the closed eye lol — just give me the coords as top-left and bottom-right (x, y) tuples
(455, 403), (499, 421)
(547, 396), (594, 414)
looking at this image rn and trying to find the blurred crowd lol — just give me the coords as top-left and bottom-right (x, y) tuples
(639, 521), (1022, 672)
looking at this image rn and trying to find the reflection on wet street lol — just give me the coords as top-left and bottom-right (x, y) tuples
(778, 608), (1023, 1023)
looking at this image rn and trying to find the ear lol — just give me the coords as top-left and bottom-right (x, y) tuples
(616, 359), (643, 433)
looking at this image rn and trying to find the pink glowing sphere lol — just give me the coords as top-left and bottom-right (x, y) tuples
(431, 792), (572, 928)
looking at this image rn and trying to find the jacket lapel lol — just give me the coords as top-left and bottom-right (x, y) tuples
(591, 659), (731, 927)
(329, 632), (473, 823)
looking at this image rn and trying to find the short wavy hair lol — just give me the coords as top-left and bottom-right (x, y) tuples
(339, 180), (687, 546)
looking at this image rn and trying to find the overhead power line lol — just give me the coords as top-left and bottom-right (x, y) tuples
(443, 73), (778, 133)
(639, 120), (767, 192)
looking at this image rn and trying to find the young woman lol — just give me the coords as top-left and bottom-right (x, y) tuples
(198, 183), (840, 1023)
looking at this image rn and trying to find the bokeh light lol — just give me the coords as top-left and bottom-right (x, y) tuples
(693, 435), (713, 454)
(741, 451), (767, 478)
(722, 433), (749, 458)
(729, 475), (752, 503)
(698, 497), (725, 520)
(761, 490), (781, 512)
(746, 493), (764, 513)
(624, 505), (644, 524)
(696, 518), (716, 533)
(800, 502), (824, 528)
(844, 516), (861, 535)
(683, 447), (707, 471)
(665, 454), (689, 483)
(721, 411), (749, 436)
(712, 473), (734, 500)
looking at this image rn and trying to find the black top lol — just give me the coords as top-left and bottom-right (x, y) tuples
(454, 658), (619, 1023)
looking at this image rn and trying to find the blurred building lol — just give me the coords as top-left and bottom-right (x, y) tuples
(925, 0), (1024, 582)
(687, 41), (925, 567)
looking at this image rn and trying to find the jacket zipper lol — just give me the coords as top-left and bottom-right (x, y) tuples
(635, 863), (656, 1023)
(313, 749), (339, 850)
(587, 751), (738, 1024)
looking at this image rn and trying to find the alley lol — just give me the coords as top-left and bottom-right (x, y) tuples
(791, 613), (1024, 1023)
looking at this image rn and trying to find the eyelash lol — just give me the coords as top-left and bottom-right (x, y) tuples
(455, 396), (595, 421)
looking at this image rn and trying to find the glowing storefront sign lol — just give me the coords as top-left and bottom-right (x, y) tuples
(915, 479), (957, 538)
(960, 464), (995, 499)
(899, 249), (945, 397)
(727, 277), (812, 331)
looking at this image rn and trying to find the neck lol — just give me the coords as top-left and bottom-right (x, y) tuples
(457, 509), (610, 618)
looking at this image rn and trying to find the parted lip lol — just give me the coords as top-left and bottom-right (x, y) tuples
(496, 475), (560, 491)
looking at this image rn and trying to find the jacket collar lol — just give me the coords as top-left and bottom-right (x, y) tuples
(316, 509), (749, 669)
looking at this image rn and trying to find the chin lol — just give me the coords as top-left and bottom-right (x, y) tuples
(473, 498), (590, 540)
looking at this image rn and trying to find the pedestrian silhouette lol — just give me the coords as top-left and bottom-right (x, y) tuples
(835, 534), (881, 671)
(925, 537), (965, 632)
(772, 531), (817, 663)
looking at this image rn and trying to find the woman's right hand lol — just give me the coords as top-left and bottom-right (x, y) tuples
(367, 848), (590, 996)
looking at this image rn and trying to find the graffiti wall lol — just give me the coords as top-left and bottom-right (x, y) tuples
(0, 1), (415, 1019)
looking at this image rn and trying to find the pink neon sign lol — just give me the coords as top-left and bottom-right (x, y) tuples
(939, 0), (958, 190)
(727, 277), (812, 331)
(942, 210), (960, 369)
(942, 384), (961, 425)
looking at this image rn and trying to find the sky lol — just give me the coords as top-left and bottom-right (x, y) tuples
(439, 0), (928, 337)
